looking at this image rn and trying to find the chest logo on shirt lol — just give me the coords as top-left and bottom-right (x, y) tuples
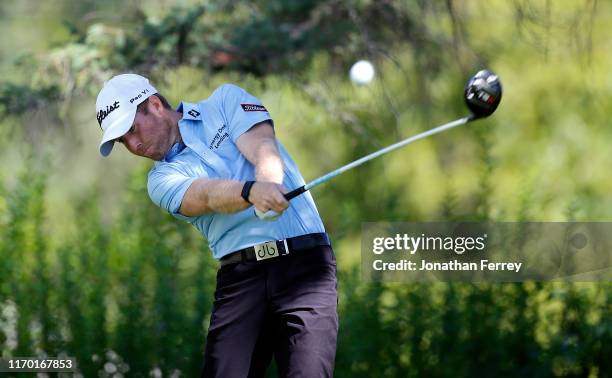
(188, 109), (200, 118)
(210, 124), (230, 150)
(241, 104), (267, 112)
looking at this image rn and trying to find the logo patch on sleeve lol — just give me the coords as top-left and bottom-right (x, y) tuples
(241, 104), (267, 112)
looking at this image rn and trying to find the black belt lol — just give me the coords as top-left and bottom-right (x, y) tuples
(220, 233), (331, 267)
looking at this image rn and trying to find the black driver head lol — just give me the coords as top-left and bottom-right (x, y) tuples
(464, 69), (502, 118)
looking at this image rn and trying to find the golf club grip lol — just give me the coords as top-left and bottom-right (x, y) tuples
(254, 185), (306, 221)
(284, 186), (307, 201)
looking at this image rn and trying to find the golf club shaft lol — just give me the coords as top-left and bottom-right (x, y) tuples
(284, 115), (474, 201)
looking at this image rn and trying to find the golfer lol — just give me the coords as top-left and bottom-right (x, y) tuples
(95, 74), (338, 377)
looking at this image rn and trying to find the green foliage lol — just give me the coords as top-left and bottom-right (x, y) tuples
(0, 82), (59, 119)
(0, 0), (503, 120)
(1, 160), (608, 376)
(336, 279), (610, 377)
(0, 162), (217, 376)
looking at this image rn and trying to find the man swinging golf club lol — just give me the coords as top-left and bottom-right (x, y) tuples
(96, 74), (338, 377)
(96, 69), (501, 377)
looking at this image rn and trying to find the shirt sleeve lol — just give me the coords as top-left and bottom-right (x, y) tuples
(147, 164), (199, 223)
(217, 84), (274, 142)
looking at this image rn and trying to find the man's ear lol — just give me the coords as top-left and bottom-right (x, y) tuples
(148, 95), (165, 116)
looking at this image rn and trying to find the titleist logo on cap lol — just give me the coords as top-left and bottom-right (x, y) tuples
(241, 104), (267, 112)
(97, 101), (120, 126)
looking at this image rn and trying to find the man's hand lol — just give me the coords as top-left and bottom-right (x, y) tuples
(248, 181), (289, 214)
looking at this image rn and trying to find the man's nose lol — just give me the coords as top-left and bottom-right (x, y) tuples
(123, 134), (140, 153)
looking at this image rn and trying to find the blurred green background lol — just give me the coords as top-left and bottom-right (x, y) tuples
(0, 0), (610, 376)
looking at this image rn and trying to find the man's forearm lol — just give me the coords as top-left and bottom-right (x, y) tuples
(180, 178), (249, 216)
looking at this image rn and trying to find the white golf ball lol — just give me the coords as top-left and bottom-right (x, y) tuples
(349, 60), (375, 85)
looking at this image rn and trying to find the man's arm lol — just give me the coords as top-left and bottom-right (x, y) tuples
(178, 122), (288, 216)
(236, 122), (289, 213)
(179, 179), (247, 216)
(236, 121), (284, 184)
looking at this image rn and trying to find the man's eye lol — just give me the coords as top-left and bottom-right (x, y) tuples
(115, 125), (135, 144)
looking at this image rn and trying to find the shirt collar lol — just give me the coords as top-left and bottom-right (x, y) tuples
(161, 101), (202, 161)
(176, 101), (202, 121)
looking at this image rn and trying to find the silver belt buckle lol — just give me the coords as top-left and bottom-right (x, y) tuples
(254, 239), (289, 261)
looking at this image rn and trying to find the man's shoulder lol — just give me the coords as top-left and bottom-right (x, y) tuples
(149, 155), (192, 177)
(215, 83), (242, 93)
(207, 83), (244, 101)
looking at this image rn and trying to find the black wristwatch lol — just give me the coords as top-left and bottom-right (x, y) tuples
(241, 181), (256, 204)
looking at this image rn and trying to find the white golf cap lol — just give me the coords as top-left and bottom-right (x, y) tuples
(96, 73), (157, 156)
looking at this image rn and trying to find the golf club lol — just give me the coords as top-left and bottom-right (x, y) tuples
(255, 69), (502, 220)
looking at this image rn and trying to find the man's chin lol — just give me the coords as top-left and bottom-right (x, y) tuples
(141, 146), (164, 161)
(138, 151), (162, 161)
(149, 152), (164, 161)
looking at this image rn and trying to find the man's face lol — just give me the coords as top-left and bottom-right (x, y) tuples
(117, 97), (174, 161)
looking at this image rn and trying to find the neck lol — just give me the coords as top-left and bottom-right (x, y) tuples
(169, 110), (183, 144)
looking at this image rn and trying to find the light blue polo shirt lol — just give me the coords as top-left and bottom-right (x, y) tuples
(147, 84), (325, 259)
